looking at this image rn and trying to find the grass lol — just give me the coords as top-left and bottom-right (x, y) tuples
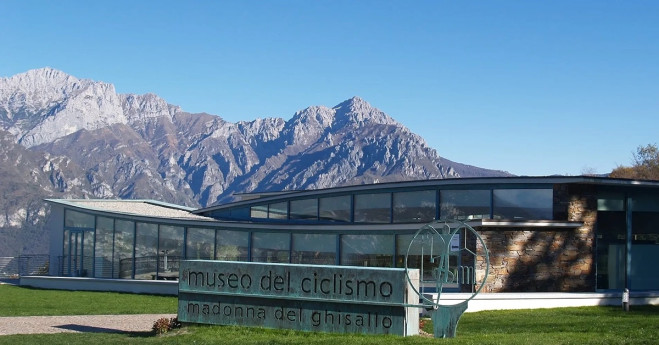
(0, 285), (657, 344)
(0, 285), (177, 316)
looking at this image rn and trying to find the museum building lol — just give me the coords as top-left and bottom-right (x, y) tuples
(42, 176), (659, 295)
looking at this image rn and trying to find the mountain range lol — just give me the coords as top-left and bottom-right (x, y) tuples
(0, 67), (510, 255)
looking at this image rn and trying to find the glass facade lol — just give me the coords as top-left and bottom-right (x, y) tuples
(216, 230), (249, 261)
(354, 193), (391, 223)
(493, 189), (553, 219)
(134, 222), (158, 280)
(340, 234), (394, 267)
(291, 233), (336, 265)
(290, 199), (318, 220)
(440, 190), (490, 220)
(54, 181), (659, 293)
(393, 190), (436, 223)
(319, 195), (351, 222)
(186, 228), (215, 260)
(252, 232), (290, 263)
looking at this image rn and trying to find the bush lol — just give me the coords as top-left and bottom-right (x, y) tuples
(152, 317), (181, 335)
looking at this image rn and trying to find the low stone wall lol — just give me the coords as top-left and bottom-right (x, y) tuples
(477, 229), (594, 292)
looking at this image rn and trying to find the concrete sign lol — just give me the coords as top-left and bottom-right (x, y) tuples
(178, 261), (419, 336)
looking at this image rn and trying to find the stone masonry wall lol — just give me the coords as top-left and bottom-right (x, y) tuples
(474, 184), (597, 292)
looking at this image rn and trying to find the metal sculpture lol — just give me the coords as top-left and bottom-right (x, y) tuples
(405, 219), (490, 338)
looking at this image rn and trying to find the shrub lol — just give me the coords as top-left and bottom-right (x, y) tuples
(152, 317), (181, 335)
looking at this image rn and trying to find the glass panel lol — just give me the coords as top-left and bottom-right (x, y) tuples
(341, 235), (394, 267)
(596, 211), (626, 290)
(393, 190), (436, 223)
(631, 212), (659, 290)
(134, 223), (158, 280)
(396, 232), (461, 292)
(94, 217), (114, 278)
(319, 195), (351, 222)
(269, 202), (288, 220)
(186, 228), (215, 260)
(354, 193), (391, 223)
(65, 209), (94, 228)
(290, 199), (318, 220)
(440, 190), (490, 220)
(114, 220), (134, 279)
(216, 230), (249, 261)
(252, 232), (290, 263)
(250, 205), (268, 219)
(81, 230), (94, 277)
(158, 225), (184, 280)
(597, 193), (625, 211)
(291, 234), (336, 265)
(63, 229), (70, 275)
(493, 189), (553, 220)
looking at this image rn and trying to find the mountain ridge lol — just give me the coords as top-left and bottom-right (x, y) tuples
(0, 67), (511, 255)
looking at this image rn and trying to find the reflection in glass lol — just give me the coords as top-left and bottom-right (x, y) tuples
(94, 217), (114, 278)
(354, 193), (391, 223)
(596, 211), (626, 290)
(290, 199), (318, 220)
(269, 202), (288, 219)
(440, 190), (490, 220)
(393, 190), (436, 223)
(292, 234), (336, 265)
(216, 230), (249, 261)
(134, 223), (158, 280)
(630, 212), (659, 290)
(250, 205), (268, 219)
(114, 220), (134, 279)
(397, 234), (459, 292)
(65, 210), (94, 228)
(252, 232), (290, 263)
(319, 195), (351, 222)
(187, 228), (215, 260)
(158, 225), (183, 279)
(493, 189), (552, 219)
(341, 235), (394, 267)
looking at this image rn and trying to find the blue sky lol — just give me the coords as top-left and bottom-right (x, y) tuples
(1, 1), (657, 176)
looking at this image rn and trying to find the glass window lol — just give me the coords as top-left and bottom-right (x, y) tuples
(290, 199), (318, 220)
(596, 211), (626, 290)
(493, 189), (553, 219)
(65, 209), (94, 228)
(134, 223), (158, 280)
(186, 228), (215, 260)
(250, 205), (268, 219)
(354, 193), (391, 223)
(158, 225), (184, 279)
(393, 190), (436, 223)
(631, 212), (659, 290)
(94, 217), (114, 278)
(269, 202), (288, 220)
(216, 230), (249, 261)
(252, 232), (290, 263)
(440, 190), (490, 220)
(292, 234), (336, 265)
(397, 233), (460, 291)
(598, 193), (625, 211)
(341, 234), (394, 267)
(319, 195), (351, 222)
(114, 220), (134, 279)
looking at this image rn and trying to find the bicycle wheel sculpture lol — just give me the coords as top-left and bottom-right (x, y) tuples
(404, 219), (490, 338)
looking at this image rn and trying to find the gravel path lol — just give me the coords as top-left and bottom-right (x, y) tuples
(0, 314), (177, 335)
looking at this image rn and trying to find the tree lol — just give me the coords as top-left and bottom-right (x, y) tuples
(610, 144), (659, 180)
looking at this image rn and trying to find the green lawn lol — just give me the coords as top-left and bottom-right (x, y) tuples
(0, 285), (177, 316)
(0, 285), (657, 344)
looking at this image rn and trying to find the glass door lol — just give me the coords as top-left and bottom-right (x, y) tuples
(64, 230), (95, 277)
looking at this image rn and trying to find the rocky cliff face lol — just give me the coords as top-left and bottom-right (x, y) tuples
(0, 67), (511, 255)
